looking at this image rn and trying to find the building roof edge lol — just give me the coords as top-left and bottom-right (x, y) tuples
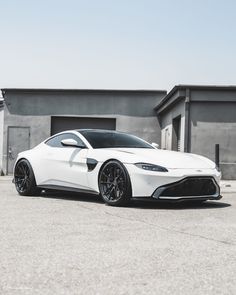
(1, 88), (167, 94)
(154, 84), (236, 112)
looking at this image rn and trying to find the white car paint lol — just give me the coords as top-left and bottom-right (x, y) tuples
(14, 130), (221, 199)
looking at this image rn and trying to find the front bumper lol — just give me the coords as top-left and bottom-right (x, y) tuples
(152, 176), (221, 201)
(125, 163), (221, 198)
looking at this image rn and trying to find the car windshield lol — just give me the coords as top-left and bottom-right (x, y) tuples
(79, 130), (154, 149)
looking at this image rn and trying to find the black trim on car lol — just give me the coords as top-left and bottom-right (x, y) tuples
(86, 158), (98, 171)
(37, 184), (99, 195)
(152, 176), (221, 201)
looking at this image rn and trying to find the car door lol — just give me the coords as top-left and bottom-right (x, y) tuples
(38, 133), (90, 190)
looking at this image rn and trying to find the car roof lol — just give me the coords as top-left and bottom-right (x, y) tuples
(77, 129), (123, 134)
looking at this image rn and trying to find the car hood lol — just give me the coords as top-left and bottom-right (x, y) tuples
(102, 148), (216, 169)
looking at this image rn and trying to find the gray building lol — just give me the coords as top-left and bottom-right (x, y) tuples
(1, 85), (236, 180)
(0, 88), (166, 175)
(155, 85), (236, 180)
(0, 98), (4, 175)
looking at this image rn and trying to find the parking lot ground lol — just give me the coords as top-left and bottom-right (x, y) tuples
(0, 177), (236, 295)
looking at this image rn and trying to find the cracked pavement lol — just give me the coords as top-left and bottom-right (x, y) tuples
(0, 177), (236, 295)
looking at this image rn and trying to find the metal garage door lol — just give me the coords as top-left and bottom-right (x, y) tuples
(51, 117), (116, 135)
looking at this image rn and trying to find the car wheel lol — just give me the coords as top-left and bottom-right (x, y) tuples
(14, 159), (41, 196)
(99, 160), (132, 206)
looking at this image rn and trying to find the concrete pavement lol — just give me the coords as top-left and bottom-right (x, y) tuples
(0, 177), (236, 295)
(220, 180), (236, 193)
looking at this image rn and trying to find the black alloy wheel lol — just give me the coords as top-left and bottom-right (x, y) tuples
(14, 159), (40, 196)
(99, 160), (131, 206)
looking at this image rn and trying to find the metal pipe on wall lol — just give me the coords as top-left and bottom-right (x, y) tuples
(215, 143), (220, 170)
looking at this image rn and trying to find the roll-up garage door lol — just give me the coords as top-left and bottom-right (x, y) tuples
(51, 117), (116, 135)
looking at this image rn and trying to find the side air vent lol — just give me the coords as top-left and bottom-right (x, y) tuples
(86, 158), (98, 172)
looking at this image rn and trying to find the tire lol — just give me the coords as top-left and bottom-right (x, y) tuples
(98, 160), (132, 206)
(14, 159), (41, 196)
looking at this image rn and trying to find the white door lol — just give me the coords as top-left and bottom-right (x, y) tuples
(37, 133), (89, 190)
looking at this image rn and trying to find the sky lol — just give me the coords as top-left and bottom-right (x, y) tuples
(0, 0), (236, 92)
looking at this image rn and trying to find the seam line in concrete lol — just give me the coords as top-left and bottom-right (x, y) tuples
(103, 211), (235, 247)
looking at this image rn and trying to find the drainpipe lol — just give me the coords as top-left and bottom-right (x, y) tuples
(184, 88), (190, 152)
(215, 144), (220, 170)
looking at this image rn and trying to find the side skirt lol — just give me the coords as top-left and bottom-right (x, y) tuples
(37, 184), (99, 195)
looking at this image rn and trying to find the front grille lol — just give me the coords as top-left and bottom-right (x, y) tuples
(160, 177), (217, 197)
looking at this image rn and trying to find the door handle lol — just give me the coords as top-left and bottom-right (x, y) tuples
(8, 147), (15, 160)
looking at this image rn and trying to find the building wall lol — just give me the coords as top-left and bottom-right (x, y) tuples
(0, 107), (4, 174)
(4, 90), (164, 117)
(159, 99), (185, 151)
(2, 90), (165, 174)
(190, 101), (236, 179)
(191, 89), (236, 102)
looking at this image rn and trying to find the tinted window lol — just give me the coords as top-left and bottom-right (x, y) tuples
(45, 133), (86, 148)
(79, 130), (153, 149)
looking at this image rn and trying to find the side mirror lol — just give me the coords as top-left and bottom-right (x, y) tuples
(61, 139), (86, 148)
(151, 142), (159, 149)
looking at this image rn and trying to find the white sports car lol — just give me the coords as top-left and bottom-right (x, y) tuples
(13, 129), (222, 206)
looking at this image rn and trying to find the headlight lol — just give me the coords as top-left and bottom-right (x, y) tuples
(135, 163), (168, 172)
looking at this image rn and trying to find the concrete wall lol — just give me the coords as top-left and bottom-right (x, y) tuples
(2, 90), (166, 174)
(2, 107), (51, 174)
(0, 107), (4, 174)
(159, 99), (185, 151)
(191, 89), (236, 102)
(190, 101), (236, 179)
(4, 90), (165, 117)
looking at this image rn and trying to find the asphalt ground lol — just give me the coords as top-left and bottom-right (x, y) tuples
(0, 177), (235, 295)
